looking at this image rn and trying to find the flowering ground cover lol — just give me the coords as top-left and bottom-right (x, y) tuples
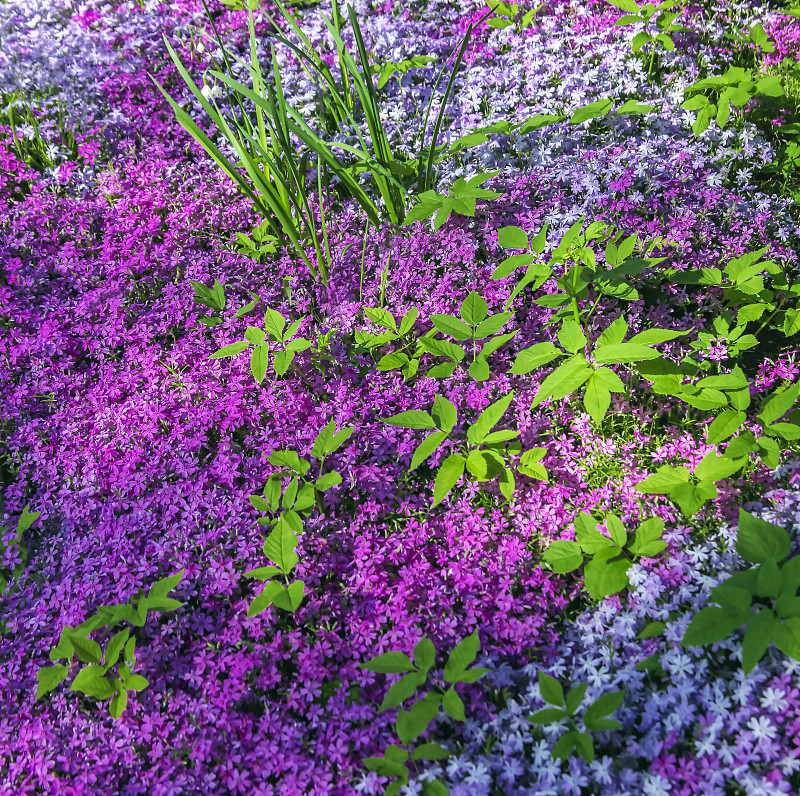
(4, 0), (800, 793)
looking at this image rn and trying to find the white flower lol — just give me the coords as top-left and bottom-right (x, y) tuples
(201, 83), (223, 100)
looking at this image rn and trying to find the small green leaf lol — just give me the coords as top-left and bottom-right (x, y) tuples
(413, 638), (436, 673)
(736, 510), (791, 564)
(209, 340), (250, 359)
(380, 671), (427, 711)
(433, 453), (465, 505)
(361, 651), (415, 673)
(383, 411), (437, 430)
(565, 682), (588, 716)
(431, 314), (472, 340)
(583, 691), (624, 730)
(70, 665), (114, 700)
(442, 688), (465, 720)
(397, 692), (441, 744)
(742, 609), (777, 673)
(411, 743), (449, 761)
(681, 606), (749, 647)
(538, 671), (564, 707)
(444, 630), (481, 682)
(460, 292), (489, 326)
(432, 395), (458, 433)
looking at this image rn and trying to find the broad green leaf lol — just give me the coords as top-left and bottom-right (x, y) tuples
(558, 319), (587, 353)
(250, 343), (269, 383)
(419, 337), (467, 362)
(681, 606), (749, 647)
(528, 707), (567, 725)
(584, 548), (630, 599)
(497, 225), (529, 249)
(593, 343), (661, 364)
(432, 395), (458, 432)
(442, 688), (466, 721)
(468, 359), (491, 381)
(543, 540), (583, 573)
(70, 665), (114, 700)
(531, 355), (593, 406)
(584, 372), (611, 425)
(379, 671), (427, 711)
(508, 342), (562, 374)
(467, 390), (515, 445)
(411, 743), (449, 761)
(736, 510), (791, 564)
(244, 565), (282, 581)
(773, 618), (800, 659)
(247, 580), (284, 617)
(383, 411), (437, 429)
(460, 292), (489, 326)
(694, 452), (742, 482)
(399, 307), (418, 336)
(570, 98), (613, 124)
(433, 453), (465, 505)
(413, 638), (436, 672)
(538, 671), (564, 706)
(742, 609), (777, 673)
(431, 314), (472, 340)
(707, 411), (746, 444)
(760, 384), (800, 426)
(71, 636), (103, 665)
(474, 313), (513, 339)
(262, 515), (300, 573)
(637, 621), (666, 640)
(104, 629), (130, 669)
(397, 692), (441, 744)
(627, 328), (686, 345)
(565, 682), (588, 716)
(361, 651), (415, 673)
(444, 630), (481, 682)
(364, 307), (397, 332)
(629, 517), (666, 557)
(636, 465), (690, 494)
(109, 689), (128, 719)
(596, 317), (628, 347)
(244, 326), (266, 345)
(671, 481), (717, 517)
(36, 664), (69, 700)
(583, 691), (624, 729)
(271, 580), (305, 612)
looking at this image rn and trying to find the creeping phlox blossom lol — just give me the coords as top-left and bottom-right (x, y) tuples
(1, 0), (800, 794)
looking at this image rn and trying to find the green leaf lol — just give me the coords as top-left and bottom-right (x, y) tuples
(460, 292), (489, 326)
(271, 580), (305, 612)
(467, 390), (515, 445)
(431, 314), (472, 340)
(442, 688), (466, 721)
(250, 343), (269, 383)
(209, 340), (250, 359)
(636, 465), (690, 494)
(742, 610), (777, 673)
(538, 671), (564, 706)
(707, 410), (746, 445)
(419, 337), (466, 362)
(409, 432), (449, 472)
(444, 630), (481, 682)
(636, 621), (665, 640)
(262, 514), (300, 573)
(468, 359), (491, 381)
(570, 98), (613, 124)
(508, 342), (562, 374)
(413, 638), (436, 673)
(432, 395), (458, 433)
(583, 691), (624, 730)
(694, 452), (742, 482)
(71, 636), (103, 665)
(383, 411), (437, 430)
(551, 730), (578, 760)
(109, 689), (128, 719)
(474, 314), (513, 340)
(629, 517), (666, 557)
(497, 225), (529, 249)
(247, 580), (285, 617)
(263, 308), (288, 338)
(584, 548), (631, 599)
(104, 629), (130, 669)
(681, 606), (749, 647)
(397, 692), (441, 744)
(565, 681), (588, 716)
(433, 453), (465, 505)
(70, 665), (113, 700)
(773, 617), (800, 659)
(736, 510), (791, 565)
(760, 384), (800, 426)
(244, 565), (282, 581)
(411, 743), (449, 761)
(361, 651), (416, 673)
(593, 343), (661, 364)
(531, 355), (593, 406)
(380, 671), (427, 711)
(543, 540), (583, 573)
(558, 319), (587, 353)
(528, 707), (568, 724)
(36, 664), (69, 700)
(584, 372), (611, 425)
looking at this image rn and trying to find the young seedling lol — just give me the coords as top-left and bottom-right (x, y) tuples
(209, 307), (313, 382)
(383, 390), (532, 505)
(35, 571), (184, 719)
(245, 420), (354, 615)
(421, 290), (517, 381)
(360, 630), (489, 796)
(529, 671), (624, 763)
(543, 512), (667, 599)
(402, 172), (503, 232)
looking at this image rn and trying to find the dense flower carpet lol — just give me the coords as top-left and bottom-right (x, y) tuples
(3, 0), (800, 793)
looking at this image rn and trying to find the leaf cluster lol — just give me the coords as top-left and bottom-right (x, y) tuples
(682, 510), (800, 673)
